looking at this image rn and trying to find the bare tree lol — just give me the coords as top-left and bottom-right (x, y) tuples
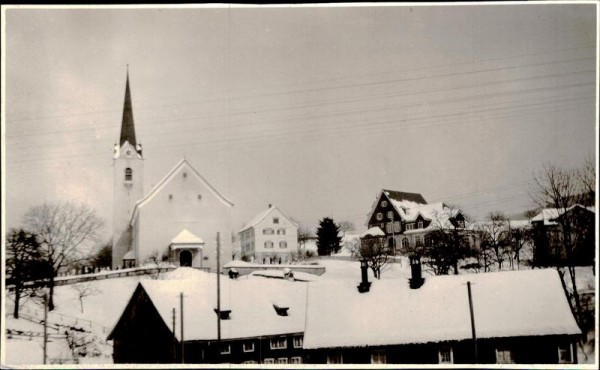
(577, 155), (595, 206)
(71, 282), (101, 313)
(338, 220), (355, 237)
(24, 202), (104, 310)
(508, 222), (532, 270)
(478, 212), (511, 271)
(531, 163), (587, 327)
(351, 236), (392, 279)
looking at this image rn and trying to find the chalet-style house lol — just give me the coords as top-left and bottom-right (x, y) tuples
(366, 189), (466, 251)
(112, 73), (233, 271)
(531, 205), (595, 267)
(239, 205), (298, 264)
(108, 265), (581, 364)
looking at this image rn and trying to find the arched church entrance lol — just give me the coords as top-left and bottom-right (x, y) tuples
(179, 250), (192, 267)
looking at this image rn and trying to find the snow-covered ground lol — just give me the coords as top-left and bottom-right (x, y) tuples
(2, 260), (595, 365)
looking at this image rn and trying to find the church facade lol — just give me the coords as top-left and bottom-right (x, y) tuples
(112, 73), (233, 271)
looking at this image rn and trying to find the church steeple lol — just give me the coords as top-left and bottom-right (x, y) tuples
(119, 69), (137, 148)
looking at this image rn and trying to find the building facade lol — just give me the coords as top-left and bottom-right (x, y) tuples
(111, 73), (233, 271)
(239, 205), (298, 264)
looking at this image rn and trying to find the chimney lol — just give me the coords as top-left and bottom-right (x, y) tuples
(409, 255), (425, 289)
(357, 260), (371, 293)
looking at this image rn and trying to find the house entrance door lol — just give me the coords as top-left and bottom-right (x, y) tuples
(179, 250), (192, 267)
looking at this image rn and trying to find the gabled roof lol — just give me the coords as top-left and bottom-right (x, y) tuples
(303, 268), (580, 349)
(131, 159), (234, 225)
(116, 273), (307, 341)
(383, 189), (428, 205)
(531, 205), (595, 226)
(170, 229), (204, 245)
(239, 205), (297, 233)
(360, 227), (385, 238)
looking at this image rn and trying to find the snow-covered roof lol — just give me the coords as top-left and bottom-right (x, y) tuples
(360, 227), (385, 238)
(532, 205), (595, 226)
(239, 205), (297, 233)
(303, 268), (580, 349)
(130, 159), (234, 226)
(170, 229), (204, 245)
(122, 250), (135, 260)
(135, 274), (307, 341)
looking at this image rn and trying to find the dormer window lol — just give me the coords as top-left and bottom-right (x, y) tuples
(417, 221), (423, 229)
(125, 168), (132, 181)
(406, 223), (414, 230)
(376, 213), (383, 221)
(273, 304), (289, 316)
(214, 308), (231, 320)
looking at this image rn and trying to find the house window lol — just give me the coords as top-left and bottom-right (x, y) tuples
(273, 217), (279, 224)
(496, 348), (514, 364)
(387, 211), (394, 220)
(243, 342), (254, 353)
(402, 237), (409, 249)
(438, 346), (453, 364)
(327, 354), (343, 364)
(270, 337), (287, 350)
(393, 221), (401, 233)
(381, 200), (388, 207)
(406, 223), (414, 230)
(265, 241), (274, 249)
(220, 344), (231, 355)
(197, 194), (202, 200)
(371, 350), (386, 364)
(279, 241), (287, 249)
(263, 228), (274, 235)
(386, 222), (393, 233)
(558, 343), (573, 364)
(277, 228), (286, 235)
(242, 360), (257, 364)
(290, 357), (302, 364)
(124, 168), (132, 181)
(418, 221), (423, 229)
(277, 358), (288, 364)
(168, 194), (173, 200)
(376, 212), (383, 221)
(388, 237), (396, 250)
(293, 336), (303, 348)
(415, 235), (423, 246)
(457, 220), (465, 228)
(263, 358), (274, 364)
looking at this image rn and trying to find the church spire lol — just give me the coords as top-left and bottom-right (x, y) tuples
(119, 68), (137, 147)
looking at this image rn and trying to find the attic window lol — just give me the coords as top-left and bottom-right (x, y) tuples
(381, 200), (388, 207)
(214, 308), (231, 320)
(376, 213), (383, 221)
(417, 221), (423, 229)
(273, 304), (289, 316)
(197, 194), (202, 200)
(183, 172), (187, 178)
(169, 194), (173, 200)
(273, 217), (279, 224)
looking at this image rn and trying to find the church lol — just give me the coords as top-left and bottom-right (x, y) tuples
(111, 72), (233, 272)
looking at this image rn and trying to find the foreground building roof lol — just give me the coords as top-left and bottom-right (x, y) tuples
(303, 268), (580, 349)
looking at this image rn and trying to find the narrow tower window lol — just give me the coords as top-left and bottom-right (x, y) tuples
(125, 168), (132, 181)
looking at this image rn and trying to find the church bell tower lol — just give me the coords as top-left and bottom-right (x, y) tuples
(112, 69), (144, 268)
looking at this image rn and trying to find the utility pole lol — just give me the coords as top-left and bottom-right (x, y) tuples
(172, 308), (176, 363)
(467, 281), (477, 364)
(43, 291), (48, 365)
(216, 232), (221, 354)
(180, 292), (184, 363)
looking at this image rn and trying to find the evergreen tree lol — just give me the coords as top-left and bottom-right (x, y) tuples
(6, 228), (49, 318)
(316, 217), (342, 256)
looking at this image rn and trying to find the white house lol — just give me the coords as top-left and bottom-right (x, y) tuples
(112, 73), (233, 271)
(239, 205), (298, 264)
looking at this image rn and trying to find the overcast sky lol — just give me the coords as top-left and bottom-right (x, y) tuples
(2, 4), (597, 238)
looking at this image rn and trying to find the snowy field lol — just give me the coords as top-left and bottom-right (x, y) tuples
(2, 257), (595, 365)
